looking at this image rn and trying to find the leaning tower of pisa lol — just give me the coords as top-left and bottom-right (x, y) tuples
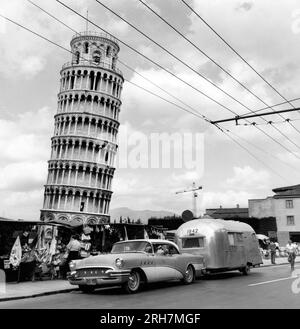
(40, 31), (123, 225)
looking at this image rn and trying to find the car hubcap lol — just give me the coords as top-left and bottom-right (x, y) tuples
(185, 267), (193, 282)
(128, 272), (139, 290)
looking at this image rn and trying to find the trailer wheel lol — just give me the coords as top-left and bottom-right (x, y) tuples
(240, 265), (250, 275)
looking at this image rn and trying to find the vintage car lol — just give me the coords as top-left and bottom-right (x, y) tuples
(68, 239), (205, 293)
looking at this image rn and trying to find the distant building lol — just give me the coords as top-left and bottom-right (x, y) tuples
(249, 184), (300, 245)
(205, 205), (277, 238)
(206, 204), (248, 219)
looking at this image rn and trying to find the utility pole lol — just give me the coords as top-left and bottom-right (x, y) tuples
(210, 107), (300, 125)
(175, 182), (202, 217)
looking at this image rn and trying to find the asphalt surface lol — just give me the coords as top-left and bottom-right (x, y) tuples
(0, 264), (299, 309)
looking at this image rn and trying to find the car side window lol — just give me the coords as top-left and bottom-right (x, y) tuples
(154, 244), (169, 256)
(168, 245), (179, 255)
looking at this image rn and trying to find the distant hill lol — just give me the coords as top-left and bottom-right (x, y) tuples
(109, 207), (177, 224)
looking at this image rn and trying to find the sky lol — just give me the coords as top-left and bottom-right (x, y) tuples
(1, 0), (300, 220)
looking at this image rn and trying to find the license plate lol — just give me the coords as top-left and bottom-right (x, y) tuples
(86, 279), (97, 285)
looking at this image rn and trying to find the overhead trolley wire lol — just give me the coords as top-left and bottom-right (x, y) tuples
(179, 0), (300, 130)
(95, 0), (266, 116)
(25, 0), (209, 122)
(27, 0), (77, 34)
(56, 0), (300, 159)
(56, 0), (238, 117)
(2, 5), (297, 182)
(137, 0), (294, 119)
(228, 129), (300, 175)
(221, 130), (292, 183)
(92, 0), (300, 153)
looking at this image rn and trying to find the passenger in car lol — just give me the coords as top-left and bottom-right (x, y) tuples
(156, 245), (169, 256)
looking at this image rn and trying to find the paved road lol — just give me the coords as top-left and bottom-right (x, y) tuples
(0, 264), (299, 308)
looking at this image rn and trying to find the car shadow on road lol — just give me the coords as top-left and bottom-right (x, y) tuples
(75, 271), (265, 296)
(77, 280), (202, 296)
(200, 270), (264, 281)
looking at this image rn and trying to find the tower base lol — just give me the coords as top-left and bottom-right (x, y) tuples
(40, 209), (110, 226)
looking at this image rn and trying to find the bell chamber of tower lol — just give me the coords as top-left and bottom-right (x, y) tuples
(40, 31), (124, 226)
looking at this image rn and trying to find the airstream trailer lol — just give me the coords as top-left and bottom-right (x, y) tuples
(175, 218), (263, 275)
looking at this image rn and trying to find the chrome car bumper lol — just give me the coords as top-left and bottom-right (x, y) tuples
(68, 269), (131, 286)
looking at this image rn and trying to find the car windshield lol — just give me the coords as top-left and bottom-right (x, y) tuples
(111, 241), (150, 253)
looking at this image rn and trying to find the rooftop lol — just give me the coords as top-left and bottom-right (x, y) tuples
(206, 207), (249, 219)
(272, 184), (300, 198)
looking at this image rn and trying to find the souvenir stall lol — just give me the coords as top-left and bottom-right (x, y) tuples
(0, 219), (73, 282)
(1, 218), (163, 282)
(0, 219), (40, 282)
(65, 223), (147, 254)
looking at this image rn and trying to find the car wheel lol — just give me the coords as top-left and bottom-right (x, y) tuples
(240, 265), (250, 275)
(78, 285), (95, 293)
(182, 265), (195, 284)
(123, 270), (141, 294)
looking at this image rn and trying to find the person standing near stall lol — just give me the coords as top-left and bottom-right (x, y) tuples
(269, 240), (276, 264)
(80, 226), (92, 258)
(66, 234), (82, 269)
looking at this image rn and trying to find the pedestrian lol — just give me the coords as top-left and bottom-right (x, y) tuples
(269, 240), (276, 264)
(65, 234), (82, 271)
(286, 240), (297, 271)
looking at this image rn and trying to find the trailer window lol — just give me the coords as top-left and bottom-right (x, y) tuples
(228, 233), (235, 246)
(182, 237), (204, 248)
(236, 233), (243, 242)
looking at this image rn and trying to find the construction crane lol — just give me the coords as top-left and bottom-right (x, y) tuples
(175, 182), (202, 217)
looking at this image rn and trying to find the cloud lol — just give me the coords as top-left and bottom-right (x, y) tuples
(0, 106), (53, 218)
(226, 166), (270, 189)
(199, 61), (225, 84)
(109, 19), (130, 36)
(20, 56), (46, 78)
(201, 190), (253, 209)
(0, 161), (47, 192)
(0, 107), (53, 164)
(0, 189), (44, 220)
(235, 2), (254, 12)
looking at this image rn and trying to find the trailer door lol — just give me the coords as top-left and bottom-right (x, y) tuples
(226, 232), (246, 268)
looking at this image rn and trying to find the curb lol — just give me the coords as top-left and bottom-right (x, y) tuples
(0, 287), (78, 303)
(260, 260), (300, 268)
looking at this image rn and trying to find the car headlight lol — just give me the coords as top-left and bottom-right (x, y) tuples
(115, 258), (124, 268)
(69, 261), (76, 270)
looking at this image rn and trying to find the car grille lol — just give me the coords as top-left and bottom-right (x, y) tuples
(76, 268), (111, 277)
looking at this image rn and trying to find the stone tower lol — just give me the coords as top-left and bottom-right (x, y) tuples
(40, 31), (123, 225)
